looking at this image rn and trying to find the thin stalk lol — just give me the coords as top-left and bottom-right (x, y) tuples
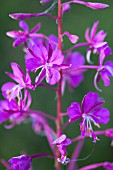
(26, 110), (56, 121)
(56, 0), (62, 169)
(63, 42), (89, 54)
(31, 153), (54, 159)
(63, 65), (98, 74)
(78, 163), (104, 170)
(39, 83), (58, 91)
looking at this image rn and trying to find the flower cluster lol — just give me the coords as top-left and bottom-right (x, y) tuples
(0, 0), (113, 170)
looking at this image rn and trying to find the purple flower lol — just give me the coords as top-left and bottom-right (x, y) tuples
(8, 155), (32, 170)
(67, 92), (110, 142)
(85, 21), (112, 63)
(25, 44), (70, 85)
(62, 52), (85, 93)
(1, 62), (33, 101)
(104, 162), (113, 170)
(6, 20), (41, 47)
(53, 134), (72, 164)
(94, 51), (113, 91)
(0, 90), (31, 125)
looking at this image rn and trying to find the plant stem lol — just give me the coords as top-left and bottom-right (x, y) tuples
(31, 153), (54, 159)
(56, 0), (62, 169)
(63, 42), (89, 54)
(78, 163), (104, 170)
(63, 65), (98, 74)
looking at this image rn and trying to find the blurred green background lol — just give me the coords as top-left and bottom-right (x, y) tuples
(0, 0), (113, 169)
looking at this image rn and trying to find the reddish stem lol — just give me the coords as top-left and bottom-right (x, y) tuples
(56, 0), (62, 169)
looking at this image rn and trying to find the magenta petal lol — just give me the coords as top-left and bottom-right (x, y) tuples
(0, 100), (9, 110)
(11, 62), (24, 78)
(0, 111), (10, 123)
(46, 68), (61, 85)
(85, 28), (91, 43)
(101, 72), (110, 86)
(69, 74), (84, 89)
(64, 138), (72, 146)
(13, 37), (27, 46)
(25, 72), (32, 87)
(67, 102), (81, 122)
(19, 20), (29, 32)
(25, 58), (43, 71)
(28, 44), (45, 61)
(0, 100), (10, 123)
(23, 90), (32, 110)
(90, 21), (99, 40)
(67, 52), (85, 69)
(53, 134), (66, 145)
(93, 108), (110, 124)
(94, 30), (106, 43)
(29, 44), (48, 62)
(30, 23), (41, 33)
(49, 49), (64, 65)
(1, 82), (16, 98)
(104, 61), (113, 76)
(82, 92), (104, 113)
(6, 72), (22, 85)
(39, 45), (48, 62)
(6, 31), (25, 38)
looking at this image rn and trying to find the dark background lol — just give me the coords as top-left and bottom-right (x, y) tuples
(0, 0), (113, 169)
